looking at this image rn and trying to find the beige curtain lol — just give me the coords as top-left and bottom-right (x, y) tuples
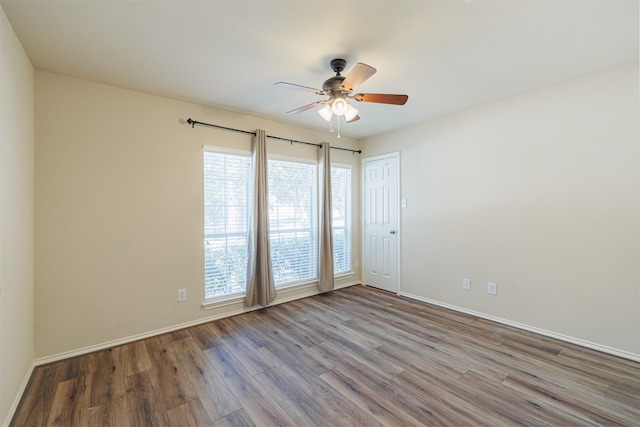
(318, 142), (334, 292)
(245, 129), (276, 306)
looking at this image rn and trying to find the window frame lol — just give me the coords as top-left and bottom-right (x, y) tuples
(267, 155), (319, 288)
(202, 145), (252, 301)
(202, 146), (355, 305)
(331, 163), (353, 275)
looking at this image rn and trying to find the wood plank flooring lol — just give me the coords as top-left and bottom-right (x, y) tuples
(11, 285), (640, 426)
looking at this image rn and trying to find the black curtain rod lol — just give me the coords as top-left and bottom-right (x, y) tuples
(186, 118), (361, 154)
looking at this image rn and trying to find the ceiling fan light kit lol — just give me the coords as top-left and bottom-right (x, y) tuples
(319, 104), (333, 121)
(331, 98), (349, 116)
(275, 58), (408, 133)
(344, 104), (359, 122)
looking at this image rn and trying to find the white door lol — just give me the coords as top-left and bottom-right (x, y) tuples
(363, 153), (399, 293)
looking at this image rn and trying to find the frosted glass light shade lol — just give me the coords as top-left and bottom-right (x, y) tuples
(344, 104), (358, 122)
(319, 104), (333, 121)
(331, 98), (348, 116)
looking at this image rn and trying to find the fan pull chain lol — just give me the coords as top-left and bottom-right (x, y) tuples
(337, 117), (341, 139)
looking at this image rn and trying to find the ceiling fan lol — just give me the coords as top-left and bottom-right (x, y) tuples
(275, 58), (408, 125)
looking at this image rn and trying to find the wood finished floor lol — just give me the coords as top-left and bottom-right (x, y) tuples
(11, 285), (640, 426)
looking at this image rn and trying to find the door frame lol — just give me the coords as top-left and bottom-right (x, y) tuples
(361, 151), (401, 294)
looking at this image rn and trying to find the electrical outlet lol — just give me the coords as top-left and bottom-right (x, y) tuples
(178, 289), (187, 302)
(463, 278), (471, 290)
(355, 259), (360, 268)
(488, 282), (497, 295)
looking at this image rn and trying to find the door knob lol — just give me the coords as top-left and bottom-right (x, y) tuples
(390, 230), (396, 234)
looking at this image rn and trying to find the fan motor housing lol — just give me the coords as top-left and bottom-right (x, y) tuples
(322, 76), (346, 94)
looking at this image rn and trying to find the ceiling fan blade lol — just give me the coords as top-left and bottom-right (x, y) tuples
(341, 63), (376, 92)
(274, 82), (325, 95)
(353, 93), (408, 105)
(285, 101), (325, 115)
(345, 114), (360, 123)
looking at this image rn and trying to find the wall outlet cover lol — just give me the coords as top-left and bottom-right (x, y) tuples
(488, 282), (497, 295)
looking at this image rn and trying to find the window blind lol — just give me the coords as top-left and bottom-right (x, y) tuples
(268, 159), (318, 286)
(203, 151), (251, 299)
(331, 165), (352, 274)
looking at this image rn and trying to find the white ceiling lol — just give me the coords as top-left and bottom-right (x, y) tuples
(2, 0), (638, 139)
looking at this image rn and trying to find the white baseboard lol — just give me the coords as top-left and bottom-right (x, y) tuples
(35, 281), (361, 366)
(399, 291), (640, 363)
(2, 361), (35, 427)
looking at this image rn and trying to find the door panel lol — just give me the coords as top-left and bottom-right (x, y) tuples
(363, 154), (399, 293)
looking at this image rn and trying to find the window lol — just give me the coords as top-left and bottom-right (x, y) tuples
(203, 149), (352, 300)
(268, 159), (318, 286)
(332, 165), (352, 274)
(203, 150), (251, 299)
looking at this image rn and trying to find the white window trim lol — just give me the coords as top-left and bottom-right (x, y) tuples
(202, 292), (246, 310)
(202, 272), (356, 310)
(203, 144), (251, 156)
(335, 271), (355, 280)
(331, 162), (351, 169)
(267, 152), (317, 165)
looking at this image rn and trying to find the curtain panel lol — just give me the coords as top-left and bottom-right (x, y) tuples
(318, 142), (335, 292)
(245, 129), (277, 306)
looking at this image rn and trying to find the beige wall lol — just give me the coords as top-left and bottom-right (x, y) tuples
(35, 71), (361, 360)
(0, 6), (35, 426)
(362, 64), (640, 357)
